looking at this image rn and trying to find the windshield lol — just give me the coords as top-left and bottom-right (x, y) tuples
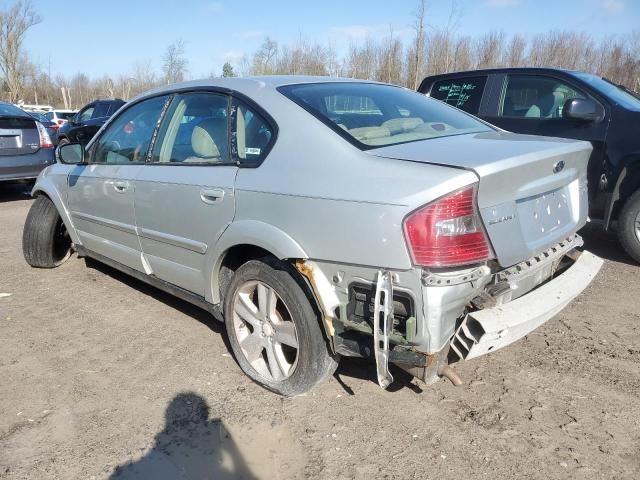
(0, 103), (29, 117)
(279, 82), (492, 149)
(572, 72), (640, 111)
(56, 111), (75, 119)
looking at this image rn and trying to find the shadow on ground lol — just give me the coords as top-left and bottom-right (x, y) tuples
(109, 392), (257, 479)
(0, 182), (32, 203)
(580, 221), (638, 266)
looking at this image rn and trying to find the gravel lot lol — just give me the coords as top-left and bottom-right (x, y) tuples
(1, 183), (639, 479)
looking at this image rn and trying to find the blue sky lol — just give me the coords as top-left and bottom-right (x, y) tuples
(23, 0), (638, 78)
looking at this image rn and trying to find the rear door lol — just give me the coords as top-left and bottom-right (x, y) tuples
(134, 91), (238, 295)
(484, 73), (608, 205)
(67, 95), (169, 271)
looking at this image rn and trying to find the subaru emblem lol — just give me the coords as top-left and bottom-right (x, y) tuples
(553, 160), (565, 174)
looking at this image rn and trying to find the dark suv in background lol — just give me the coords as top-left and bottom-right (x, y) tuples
(419, 68), (640, 263)
(56, 98), (125, 146)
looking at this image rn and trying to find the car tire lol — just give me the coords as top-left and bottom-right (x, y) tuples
(618, 189), (640, 264)
(223, 257), (338, 396)
(22, 195), (72, 268)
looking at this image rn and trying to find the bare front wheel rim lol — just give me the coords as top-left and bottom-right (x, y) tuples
(232, 280), (299, 382)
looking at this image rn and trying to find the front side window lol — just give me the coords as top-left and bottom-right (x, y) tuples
(231, 98), (274, 165)
(430, 76), (487, 114)
(91, 95), (168, 165)
(152, 92), (230, 164)
(279, 82), (491, 148)
(500, 75), (586, 119)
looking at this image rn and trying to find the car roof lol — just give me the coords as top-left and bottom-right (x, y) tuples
(422, 67), (590, 79)
(132, 75), (386, 103)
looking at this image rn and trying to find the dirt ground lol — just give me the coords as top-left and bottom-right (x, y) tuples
(0, 182), (639, 480)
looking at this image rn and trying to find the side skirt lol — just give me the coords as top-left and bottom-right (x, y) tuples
(75, 245), (224, 322)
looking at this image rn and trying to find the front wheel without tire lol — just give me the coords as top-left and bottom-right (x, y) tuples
(618, 190), (640, 264)
(22, 196), (71, 268)
(224, 258), (338, 396)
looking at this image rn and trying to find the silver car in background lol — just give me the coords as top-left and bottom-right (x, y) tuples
(0, 102), (55, 183)
(22, 77), (602, 395)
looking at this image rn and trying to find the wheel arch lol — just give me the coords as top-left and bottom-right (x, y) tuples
(606, 156), (640, 229)
(31, 177), (81, 246)
(206, 220), (309, 305)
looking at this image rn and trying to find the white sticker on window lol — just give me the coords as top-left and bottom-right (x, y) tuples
(245, 147), (261, 155)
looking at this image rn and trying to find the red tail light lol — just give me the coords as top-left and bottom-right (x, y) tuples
(35, 121), (53, 148)
(403, 184), (493, 267)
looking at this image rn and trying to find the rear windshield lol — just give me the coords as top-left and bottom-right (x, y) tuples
(572, 72), (640, 112)
(0, 103), (29, 117)
(279, 82), (492, 148)
(56, 111), (75, 119)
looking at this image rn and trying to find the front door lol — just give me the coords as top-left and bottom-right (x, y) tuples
(134, 92), (238, 295)
(67, 95), (169, 271)
(483, 74), (609, 208)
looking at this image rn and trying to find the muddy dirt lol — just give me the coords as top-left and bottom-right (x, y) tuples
(1, 183), (639, 479)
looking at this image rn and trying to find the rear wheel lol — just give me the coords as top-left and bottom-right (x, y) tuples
(22, 196), (71, 268)
(223, 258), (338, 396)
(618, 189), (640, 264)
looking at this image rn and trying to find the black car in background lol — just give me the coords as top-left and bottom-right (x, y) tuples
(56, 98), (125, 146)
(419, 67), (640, 263)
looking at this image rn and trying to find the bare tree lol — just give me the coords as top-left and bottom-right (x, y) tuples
(407, 0), (427, 89)
(162, 40), (188, 84)
(251, 37), (278, 75)
(0, 0), (41, 102)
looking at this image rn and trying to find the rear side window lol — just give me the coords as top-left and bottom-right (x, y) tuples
(231, 98), (274, 165)
(430, 77), (487, 114)
(500, 75), (586, 118)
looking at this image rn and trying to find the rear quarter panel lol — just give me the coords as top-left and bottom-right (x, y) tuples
(232, 94), (478, 270)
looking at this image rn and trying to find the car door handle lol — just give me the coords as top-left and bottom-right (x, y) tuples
(200, 188), (225, 204)
(113, 181), (129, 193)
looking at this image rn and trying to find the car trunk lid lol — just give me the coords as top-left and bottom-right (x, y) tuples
(0, 116), (40, 156)
(368, 131), (592, 267)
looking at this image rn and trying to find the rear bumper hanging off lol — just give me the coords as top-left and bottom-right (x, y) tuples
(450, 250), (603, 361)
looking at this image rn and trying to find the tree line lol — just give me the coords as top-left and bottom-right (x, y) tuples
(1, 0), (638, 109)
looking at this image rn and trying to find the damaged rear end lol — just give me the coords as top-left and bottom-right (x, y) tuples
(301, 132), (603, 388)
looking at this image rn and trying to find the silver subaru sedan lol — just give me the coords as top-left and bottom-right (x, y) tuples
(22, 77), (602, 395)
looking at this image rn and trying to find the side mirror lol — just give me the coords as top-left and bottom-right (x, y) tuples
(563, 98), (604, 122)
(57, 143), (85, 164)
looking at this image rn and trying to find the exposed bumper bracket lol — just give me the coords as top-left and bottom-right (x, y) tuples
(373, 270), (394, 389)
(451, 250), (603, 361)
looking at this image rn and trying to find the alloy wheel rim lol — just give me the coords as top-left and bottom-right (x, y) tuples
(635, 211), (640, 244)
(232, 280), (299, 382)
